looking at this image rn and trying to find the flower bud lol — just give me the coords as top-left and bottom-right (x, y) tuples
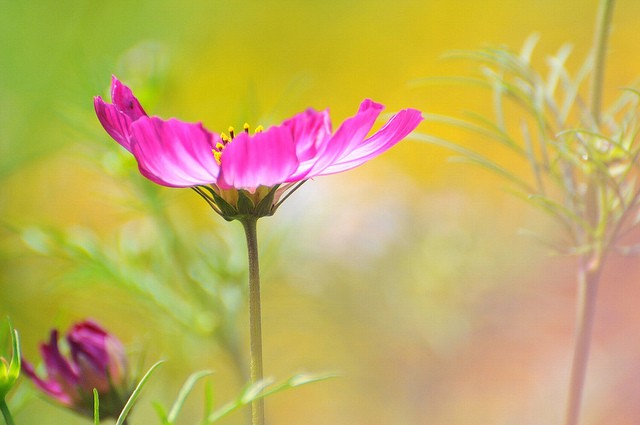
(0, 319), (21, 400)
(23, 320), (131, 418)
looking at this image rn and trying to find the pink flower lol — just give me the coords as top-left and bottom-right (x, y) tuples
(95, 76), (422, 219)
(23, 320), (130, 418)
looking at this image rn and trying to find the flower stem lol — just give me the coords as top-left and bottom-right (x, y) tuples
(564, 253), (604, 425)
(241, 217), (265, 425)
(590, 0), (616, 126)
(0, 398), (15, 425)
(563, 2), (616, 424)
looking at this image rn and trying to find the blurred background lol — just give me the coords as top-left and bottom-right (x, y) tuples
(2, 0), (640, 424)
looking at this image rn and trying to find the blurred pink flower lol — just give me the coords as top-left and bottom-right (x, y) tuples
(95, 76), (422, 218)
(23, 320), (130, 418)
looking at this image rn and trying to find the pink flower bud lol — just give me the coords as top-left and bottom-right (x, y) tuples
(23, 320), (131, 418)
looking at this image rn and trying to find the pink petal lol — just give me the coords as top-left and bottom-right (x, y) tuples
(130, 117), (221, 187)
(282, 108), (332, 162)
(68, 321), (109, 371)
(22, 361), (73, 405)
(318, 108), (423, 175)
(290, 99), (383, 180)
(41, 330), (79, 386)
(110, 75), (147, 121)
(217, 125), (299, 190)
(94, 96), (134, 151)
(93, 77), (147, 151)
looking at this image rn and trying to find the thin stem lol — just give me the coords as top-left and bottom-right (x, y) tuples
(590, 0), (616, 126)
(0, 398), (15, 425)
(564, 253), (604, 425)
(240, 217), (265, 425)
(563, 2), (616, 424)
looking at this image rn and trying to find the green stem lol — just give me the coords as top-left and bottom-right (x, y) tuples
(240, 217), (265, 425)
(0, 398), (15, 425)
(590, 0), (616, 126)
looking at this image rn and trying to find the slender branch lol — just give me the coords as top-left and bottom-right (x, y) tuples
(590, 0), (616, 126)
(240, 217), (265, 425)
(564, 2), (616, 424)
(192, 187), (222, 215)
(273, 180), (308, 211)
(564, 253), (604, 425)
(0, 399), (15, 425)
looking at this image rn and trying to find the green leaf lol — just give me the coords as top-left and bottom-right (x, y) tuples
(413, 133), (535, 193)
(115, 360), (164, 425)
(206, 373), (335, 424)
(166, 370), (214, 424)
(423, 113), (523, 155)
(201, 380), (214, 425)
(151, 401), (170, 425)
(518, 33), (540, 63)
(239, 378), (275, 405)
(93, 389), (100, 425)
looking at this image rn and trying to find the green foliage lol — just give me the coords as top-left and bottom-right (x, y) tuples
(154, 370), (213, 425)
(418, 35), (640, 256)
(116, 361), (164, 425)
(149, 371), (333, 425)
(204, 373), (334, 424)
(93, 361), (166, 424)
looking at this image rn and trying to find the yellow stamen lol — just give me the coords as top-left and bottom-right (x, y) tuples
(214, 123), (265, 166)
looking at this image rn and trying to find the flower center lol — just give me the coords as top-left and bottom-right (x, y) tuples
(213, 123), (264, 165)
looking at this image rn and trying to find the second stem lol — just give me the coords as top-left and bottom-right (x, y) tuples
(0, 398), (15, 425)
(241, 217), (265, 425)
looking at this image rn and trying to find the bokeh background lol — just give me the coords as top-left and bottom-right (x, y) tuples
(3, 0), (640, 424)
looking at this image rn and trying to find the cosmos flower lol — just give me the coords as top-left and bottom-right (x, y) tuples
(95, 76), (422, 219)
(23, 320), (130, 418)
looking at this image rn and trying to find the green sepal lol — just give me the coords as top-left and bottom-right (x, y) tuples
(196, 185), (282, 221)
(254, 185), (280, 217)
(236, 191), (255, 216)
(202, 187), (237, 221)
